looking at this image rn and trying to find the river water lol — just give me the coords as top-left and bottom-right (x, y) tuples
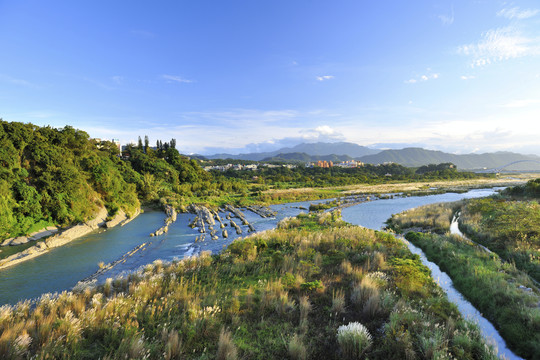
(0, 200), (323, 305)
(0, 188), (520, 358)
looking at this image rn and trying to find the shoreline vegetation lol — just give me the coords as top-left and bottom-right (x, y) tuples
(0, 212), (500, 359)
(386, 179), (540, 359)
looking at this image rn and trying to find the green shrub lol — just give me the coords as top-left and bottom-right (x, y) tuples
(300, 280), (323, 292)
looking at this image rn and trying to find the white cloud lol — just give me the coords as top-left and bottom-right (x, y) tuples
(314, 125), (337, 136)
(200, 125), (346, 155)
(162, 74), (194, 83)
(405, 72), (439, 84)
(316, 75), (334, 81)
(460, 75), (475, 80)
(497, 7), (539, 20)
(458, 27), (539, 67)
(501, 99), (540, 108)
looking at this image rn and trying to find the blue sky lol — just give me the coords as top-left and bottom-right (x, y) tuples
(1, 0), (540, 155)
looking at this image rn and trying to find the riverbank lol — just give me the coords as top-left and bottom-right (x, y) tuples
(0, 207), (141, 271)
(257, 174), (534, 205)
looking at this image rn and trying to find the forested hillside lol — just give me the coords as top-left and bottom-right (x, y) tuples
(0, 121), (210, 240)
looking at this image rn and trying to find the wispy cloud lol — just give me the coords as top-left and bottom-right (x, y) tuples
(162, 74), (194, 83)
(316, 75), (334, 81)
(458, 27), (539, 67)
(501, 99), (540, 108)
(201, 124), (345, 155)
(301, 125), (344, 139)
(405, 72), (439, 84)
(460, 75), (475, 80)
(0, 74), (39, 88)
(111, 76), (123, 85)
(182, 108), (299, 127)
(438, 5), (454, 25)
(81, 76), (115, 90)
(497, 7), (539, 20)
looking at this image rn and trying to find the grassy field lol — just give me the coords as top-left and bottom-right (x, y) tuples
(386, 188), (540, 359)
(405, 231), (540, 359)
(459, 198), (540, 283)
(386, 202), (461, 234)
(0, 212), (498, 359)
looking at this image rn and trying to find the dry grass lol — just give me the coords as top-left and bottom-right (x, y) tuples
(262, 175), (534, 200)
(0, 211), (500, 360)
(288, 334), (307, 360)
(217, 328), (238, 360)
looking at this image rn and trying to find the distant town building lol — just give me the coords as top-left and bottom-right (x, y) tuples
(335, 160), (364, 168)
(112, 138), (121, 151)
(92, 138), (121, 152)
(315, 160), (333, 168)
(202, 163), (294, 172)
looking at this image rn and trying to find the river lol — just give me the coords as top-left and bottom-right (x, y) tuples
(0, 187), (519, 358)
(0, 200), (324, 305)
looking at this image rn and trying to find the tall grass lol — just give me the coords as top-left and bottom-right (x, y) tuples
(460, 198), (540, 282)
(337, 322), (372, 359)
(387, 202), (460, 233)
(406, 231), (540, 359)
(0, 212), (498, 359)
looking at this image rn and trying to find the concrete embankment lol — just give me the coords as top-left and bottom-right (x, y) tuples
(0, 207), (141, 271)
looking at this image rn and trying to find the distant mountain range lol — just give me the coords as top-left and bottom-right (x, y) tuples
(204, 142), (540, 170)
(205, 142), (378, 161)
(261, 152), (354, 163)
(358, 148), (540, 170)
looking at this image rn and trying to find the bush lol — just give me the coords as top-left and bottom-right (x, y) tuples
(300, 280), (323, 292)
(337, 322), (373, 359)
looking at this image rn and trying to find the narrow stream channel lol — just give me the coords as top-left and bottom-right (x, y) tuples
(342, 189), (522, 360)
(450, 214), (493, 254)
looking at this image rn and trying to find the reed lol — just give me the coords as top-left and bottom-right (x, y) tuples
(0, 211), (499, 359)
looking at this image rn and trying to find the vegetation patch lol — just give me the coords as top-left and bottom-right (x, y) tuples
(460, 196), (540, 282)
(406, 231), (540, 359)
